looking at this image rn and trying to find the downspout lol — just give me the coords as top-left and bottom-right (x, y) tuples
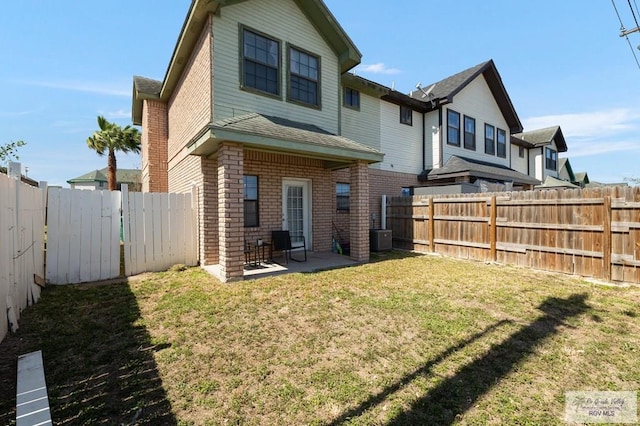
(438, 107), (443, 168)
(422, 111), (426, 171)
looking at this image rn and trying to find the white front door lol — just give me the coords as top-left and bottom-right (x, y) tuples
(282, 179), (311, 249)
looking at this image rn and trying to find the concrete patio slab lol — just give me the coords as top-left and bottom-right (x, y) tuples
(203, 251), (360, 281)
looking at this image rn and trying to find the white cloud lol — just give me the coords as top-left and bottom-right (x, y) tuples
(16, 79), (129, 97)
(356, 63), (402, 75)
(100, 109), (131, 119)
(564, 139), (640, 158)
(522, 108), (640, 159)
(522, 108), (640, 139)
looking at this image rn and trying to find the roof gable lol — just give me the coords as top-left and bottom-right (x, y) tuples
(133, 0), (361, 124)
(409, 60), (522, 133)
(512, 126), (568, 152)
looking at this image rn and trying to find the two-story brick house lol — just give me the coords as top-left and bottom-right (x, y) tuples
(133, 0), (383, 282)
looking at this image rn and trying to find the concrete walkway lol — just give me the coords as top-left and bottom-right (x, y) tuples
(203, 251), (359, 281)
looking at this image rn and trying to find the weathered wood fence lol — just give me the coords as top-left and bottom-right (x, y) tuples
(0, 172), (45, 343)
(388, 186), (640, 283)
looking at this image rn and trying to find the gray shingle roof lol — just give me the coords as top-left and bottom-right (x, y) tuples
(411, 61), (490, 101)
(67, 168), (141, 184)
(212, 113), (382, 155)
(409, 60), (523, 133)
(426, 155), (540, 185)
(512, 126), (567, 152)
(133, 76), (162, 96)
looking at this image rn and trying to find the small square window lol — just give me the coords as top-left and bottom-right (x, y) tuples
(344, 87), (360, 109)
(400, 105), (412, 126)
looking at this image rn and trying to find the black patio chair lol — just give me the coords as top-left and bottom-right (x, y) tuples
(271, 230), (307, 264)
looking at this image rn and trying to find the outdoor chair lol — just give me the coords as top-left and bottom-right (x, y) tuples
(271, 230), (307, 264)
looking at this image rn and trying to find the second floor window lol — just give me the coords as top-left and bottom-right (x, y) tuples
(400, 105), (413, 125)
(519, 146), (525, 158)
(447, 109), (460, 146)
(289, 46), (320, 107)
(546, 147), (557, 170)
(242, 29), (280, 96)
(464, 116), (476, 150)
(497, 128), (507, 158)
(344, 87), (360, 109)
(484, 124), (495, 155)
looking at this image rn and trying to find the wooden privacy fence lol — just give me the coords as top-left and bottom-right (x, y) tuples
(388, 186), (640, 283)
(0, 173), (45, 343)
(46, 185), (198, 285)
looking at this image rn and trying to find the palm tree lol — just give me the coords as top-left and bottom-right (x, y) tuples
(86, 116), (141, 191)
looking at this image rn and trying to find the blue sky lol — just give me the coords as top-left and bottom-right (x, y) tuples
(1, 1), (639, 186)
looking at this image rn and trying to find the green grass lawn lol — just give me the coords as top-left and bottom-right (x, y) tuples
(1, 251), (639, 425)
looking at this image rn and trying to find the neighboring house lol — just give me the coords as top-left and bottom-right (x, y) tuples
(132, 0), (383, 282)
(67, 167), (142, 191)
(511, 126), (568, 183)
(557, 157), (590, 188)
(0, 166), (39, 187)
(535, 175), (580, 190)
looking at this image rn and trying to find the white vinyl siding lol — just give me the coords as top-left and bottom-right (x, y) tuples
(212, 0), (340, 133)
(510, 144), (528, 176)
(341, 91), (381, 153)
(529, 140), (560, 181)
(441, 75), (510, 167)
(379, 101), (423, 174)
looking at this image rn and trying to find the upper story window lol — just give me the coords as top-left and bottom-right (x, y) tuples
(244, 175), (259, 227)
(400, 105), (413, 126)
(288, 45), (320, 107)
(336, 183), (350, 211)
(464, 116), (476, 150)
(484, 124), (495, 155)
(519, 146), (525, 158)
(241, 28), (280, 97)
(344, 87), (360, 109)
(497, 128), (507, 158)
(447, 109), (460, 146)
(545, 147), (557, 170)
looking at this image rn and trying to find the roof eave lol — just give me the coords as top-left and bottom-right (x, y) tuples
(186, 127), (383, 165)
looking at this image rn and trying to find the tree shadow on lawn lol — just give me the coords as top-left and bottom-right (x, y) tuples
(328, 293), (590, 425)
(0, 282), (176, 425)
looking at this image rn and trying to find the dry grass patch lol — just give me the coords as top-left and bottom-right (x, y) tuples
(1, 252), (639, 425)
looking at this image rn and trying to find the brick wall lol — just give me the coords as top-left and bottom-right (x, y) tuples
(141, 99), (168, 193)
(331, 168), (419, 242)
(167, 14), (212, 174)
(243, 150), (333, 253)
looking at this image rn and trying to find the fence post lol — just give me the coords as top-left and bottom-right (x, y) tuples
(490, 195), (497, 261)
(603, 195), (612, 281)
(429, 197), (435, 253)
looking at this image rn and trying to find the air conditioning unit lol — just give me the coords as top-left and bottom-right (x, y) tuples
(370, 229), (392, 252)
